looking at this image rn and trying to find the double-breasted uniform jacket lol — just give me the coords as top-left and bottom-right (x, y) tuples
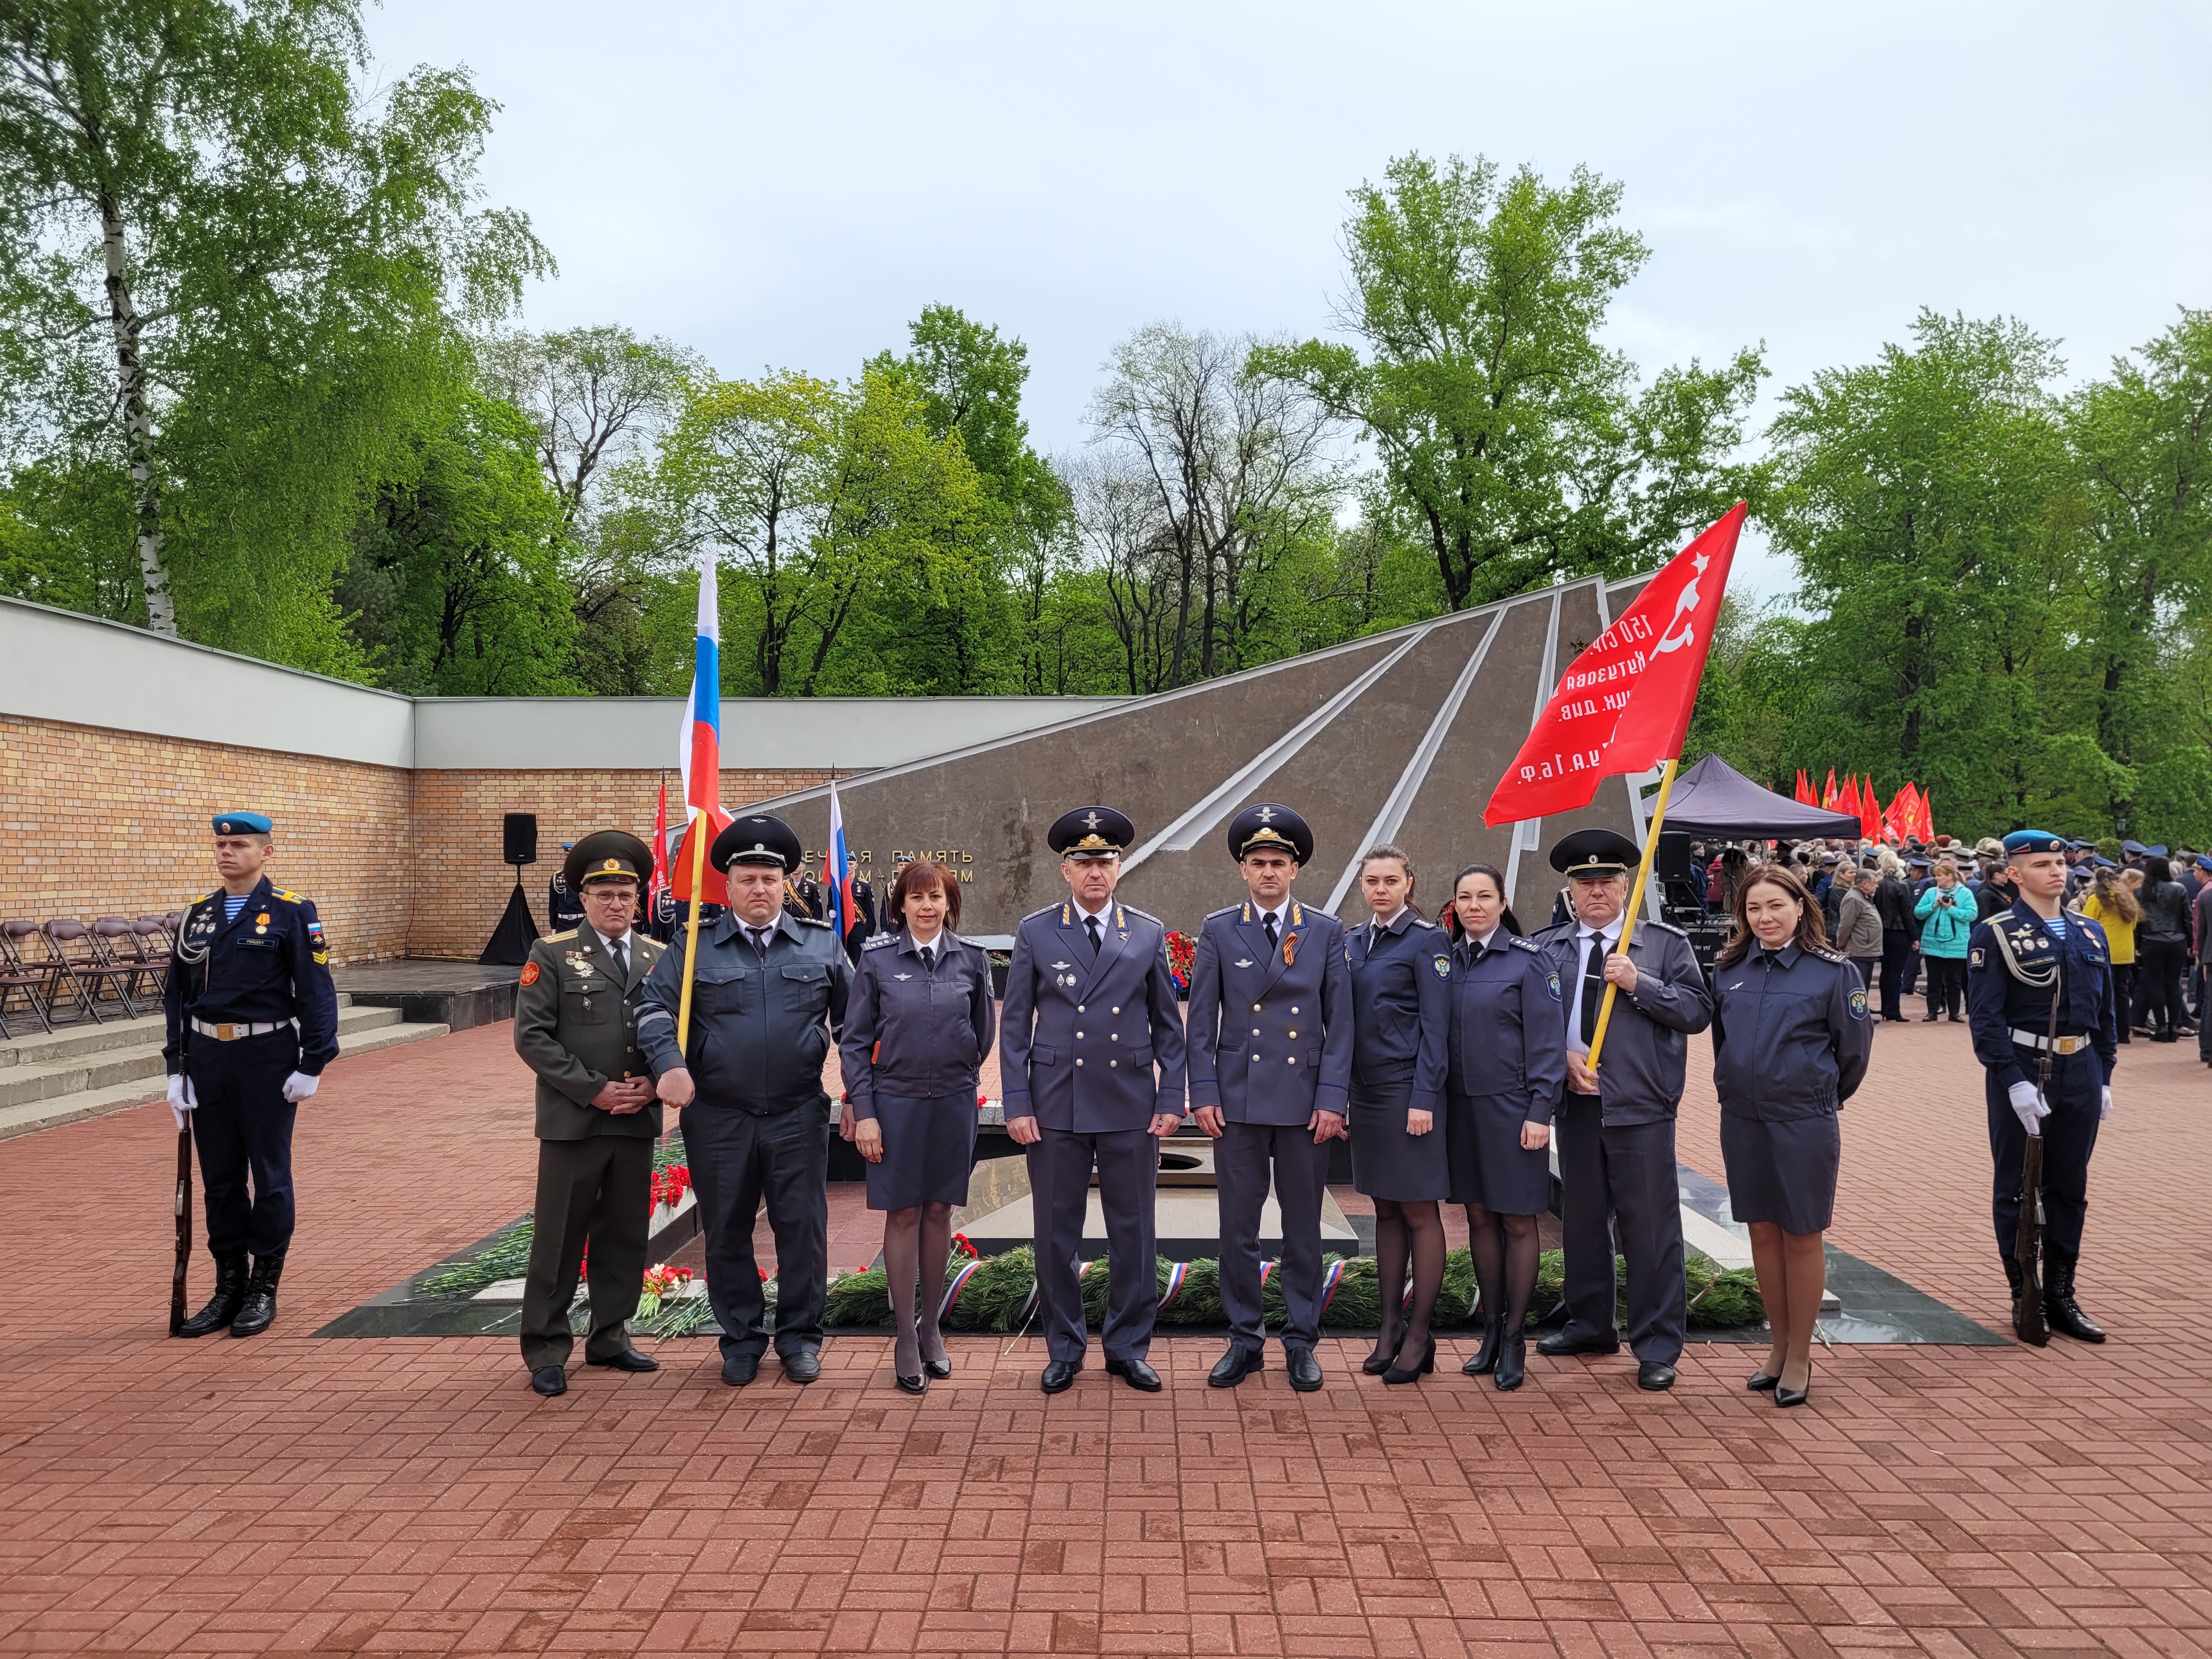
(636, 910), (851, 1110)
(1966, 902), (2119, 1090)
(1344, 912), (1450, 1113)
(1528, 917), (1713, 1122)
(1000, 899), (1187, 1132)
(1709, 943), (1872, 1121)
(161, 876), (340, 1076)
(839, 928), (996, 1119)
(512, 927), (667, 1141)
(1187, 898), (1355, 1125)
(1448, 932), (1567, 1122)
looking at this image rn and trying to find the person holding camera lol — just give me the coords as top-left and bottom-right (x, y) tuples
(1915, 858), (1975, 1023)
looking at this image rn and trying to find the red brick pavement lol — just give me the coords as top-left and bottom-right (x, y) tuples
(2, 1017), (2208, 1657)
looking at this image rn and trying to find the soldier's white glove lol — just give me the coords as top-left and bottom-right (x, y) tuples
(166, 1074), (196, 1130)
(2100, 1085), (2113, 1121)
(281, 1071), (320, 1104)
(2007, 1080), (2049, 1134)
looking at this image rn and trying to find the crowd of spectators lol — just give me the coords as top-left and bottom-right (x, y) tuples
(1689, 833), (2210, 1068)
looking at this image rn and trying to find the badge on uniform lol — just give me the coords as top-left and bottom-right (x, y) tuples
(1970, 947), (1984, 968)
(518, 961), (541, 986)
(1432, 954), (1452, 980)
(1848, 988), (1868, 1020)
(1545, 970), (1561, 1001)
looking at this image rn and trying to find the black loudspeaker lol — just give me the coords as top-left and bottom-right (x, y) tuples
(503, 812), (538, 867)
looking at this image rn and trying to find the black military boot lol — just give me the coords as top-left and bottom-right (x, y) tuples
(178, 1254), (249, 1338)
(1999, 1253), (2023, 1328)
(2043, 1250), (2106, 1343)
(229, 1250), (285, 1338)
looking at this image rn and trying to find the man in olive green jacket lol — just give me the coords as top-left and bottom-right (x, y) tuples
(512, 831), (668, 1396)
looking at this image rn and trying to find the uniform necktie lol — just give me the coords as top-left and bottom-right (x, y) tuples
(921, 943), (936, 972)
(1085, 915), (1102, 953)
(1579, 931), (1607, 1042)
(612, 937), (628, 975)
(1263, 912), (1280, 953)
(748, 927), (768, 961)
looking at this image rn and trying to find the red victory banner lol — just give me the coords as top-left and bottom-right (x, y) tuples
(1822, 768), (1839, 810)
(1484, 502), (1746, 1073)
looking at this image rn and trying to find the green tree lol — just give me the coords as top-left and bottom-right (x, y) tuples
(337, 390), (578, 695)
(0, 0), (547, 659)
(1255, 153), (1762, 611)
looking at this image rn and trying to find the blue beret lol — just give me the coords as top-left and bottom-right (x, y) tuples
(2002, 830), (2066, 856)
(212, 812), (272, 836)
(2197, 855), (2212, 872)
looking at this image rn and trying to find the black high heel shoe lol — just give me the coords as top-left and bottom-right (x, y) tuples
(1462, 1317), (1504, 1376)
(894, 1371), (927, 1396)
(1775, 1363), (1812, 1408)
(917, 1322), (951, 1379)
(1493, 1327), (1527, 1391)
(1382, 1337), (1435, 1385)
(1362, 1328), (1404, 1376)
(1746, 1368), (1781, 1392)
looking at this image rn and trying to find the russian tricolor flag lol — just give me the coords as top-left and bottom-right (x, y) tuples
(672, 556), (731, 903)
(822, 777), (854, 940)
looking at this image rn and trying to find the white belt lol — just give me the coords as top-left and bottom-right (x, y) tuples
(190, 1018), (285, 1041)
(2009, 1028), (2090, 1055)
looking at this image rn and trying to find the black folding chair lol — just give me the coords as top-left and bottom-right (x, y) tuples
(0, 921), (57, 1038)
(41, 919), (136, 1023)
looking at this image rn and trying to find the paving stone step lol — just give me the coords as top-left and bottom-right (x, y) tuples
(0, 993), (357, 1067)
(0, 1018), (449, 1143)
(0, 1006), (402, 1112)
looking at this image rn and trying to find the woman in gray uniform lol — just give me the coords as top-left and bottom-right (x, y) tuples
(1711, 864), (1871, 1407)
(1443, 862), (1566, 1391)
(840, 860), (996, 1393)
(1342, 845), (1452, 1383)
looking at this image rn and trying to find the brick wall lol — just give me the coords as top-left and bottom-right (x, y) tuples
(0, 713), (825, 963)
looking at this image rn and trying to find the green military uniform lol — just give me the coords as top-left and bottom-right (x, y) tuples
(512, 832), (668, 1387)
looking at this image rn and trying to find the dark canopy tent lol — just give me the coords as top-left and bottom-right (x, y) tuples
(1646, 754), (1862, 840)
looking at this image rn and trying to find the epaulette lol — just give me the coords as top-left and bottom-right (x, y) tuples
(862, 934), (899, 951)
(1206, 905), (1240, 921)
(544, 928), (577, 942)
(1020, 904), (1059, 924)
(275, 890), (302, 903)
(1407, 916), (1440, 930)
(796, 916), (832, 929)
(1509, 936), (1543, 953)
(1123, 906), (1163, 926)
(1643, 918), (1689, 938)
(1807, 945), (1846, 963)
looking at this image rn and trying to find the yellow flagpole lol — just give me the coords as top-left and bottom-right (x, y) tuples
(675, 808), (710, 1052)
(1585, 755), (1680, 1075)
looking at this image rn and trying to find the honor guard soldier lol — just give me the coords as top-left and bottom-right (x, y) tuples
(548, 845), (587, 934)
(1000, 806), (1188, 1393)
(1186, 804), (1353, 1393)
(1530, 828), (1714, 1391)
(638, 813), (850, 1386)
(511, 832), (668, 1397)
(1967, 829), (2118, 1342)
(163, 812), (340, 1338)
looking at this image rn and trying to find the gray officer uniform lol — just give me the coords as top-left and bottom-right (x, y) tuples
(1445, 930), (1567, 1217)
(1531, 913), (1713, 1363)
(1711, 944), (1872, 1237)
(637, 907), (850, 1364)
(1345, 910), (1452, 1203)
(1000, 897), (1187, 1368)
(840, 928), (996, 1211)
(1187, 896), (1355, 1356)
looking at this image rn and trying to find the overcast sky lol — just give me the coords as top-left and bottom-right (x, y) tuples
(363, 1), (2211, 601)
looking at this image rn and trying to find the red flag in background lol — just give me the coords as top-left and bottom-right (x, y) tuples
(1839, 774), (1860, 825)
(1794, 770), (1815, 806)
(1919, 787), (1936, 842)
(1822, 769), (1839, 810)
(1860, 778), (1884, 842)
(1483, 505), (1747, 825)
(648, 777), (669, 910)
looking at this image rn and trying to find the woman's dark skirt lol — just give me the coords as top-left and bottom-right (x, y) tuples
(1719, 1109), (1839, 1236)
(1348, 1080), (1449, 1202)
(864, 1089), (979, 1211)
(1443, 1090), (1550, 1216)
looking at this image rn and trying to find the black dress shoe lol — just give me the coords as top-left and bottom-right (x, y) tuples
(1209, 1345), (1263, 1388)
(1105, 1357), (1162, 1392)
(1286, 1348), (1323, 1392)
(1537, 1331), (1620, 1357)
(1635, 1361), (1678, 1391)
(894, 1372), (927, 1396)
(923, 1356), (952, 1380)
(781, 1348), (822, 1384)
(1493, 1329), (1526, 1392)
(1775, 1365), (1811, 1407)
(1040, 1358), (1082, 1394)
(1362, 1329), (1404, 1376)
(531, 1365), (567, 1397)
(1382, 1338), (1434, 1386)
(1462, 1318), (1504, 1376)
(587, 1348), (660, 1373)
(178, 1255), (248, 1338)
(1746, 1368), (1781, 1391)
(721, 1351), (761, 1386)
(228, 1251), (285, 1338)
